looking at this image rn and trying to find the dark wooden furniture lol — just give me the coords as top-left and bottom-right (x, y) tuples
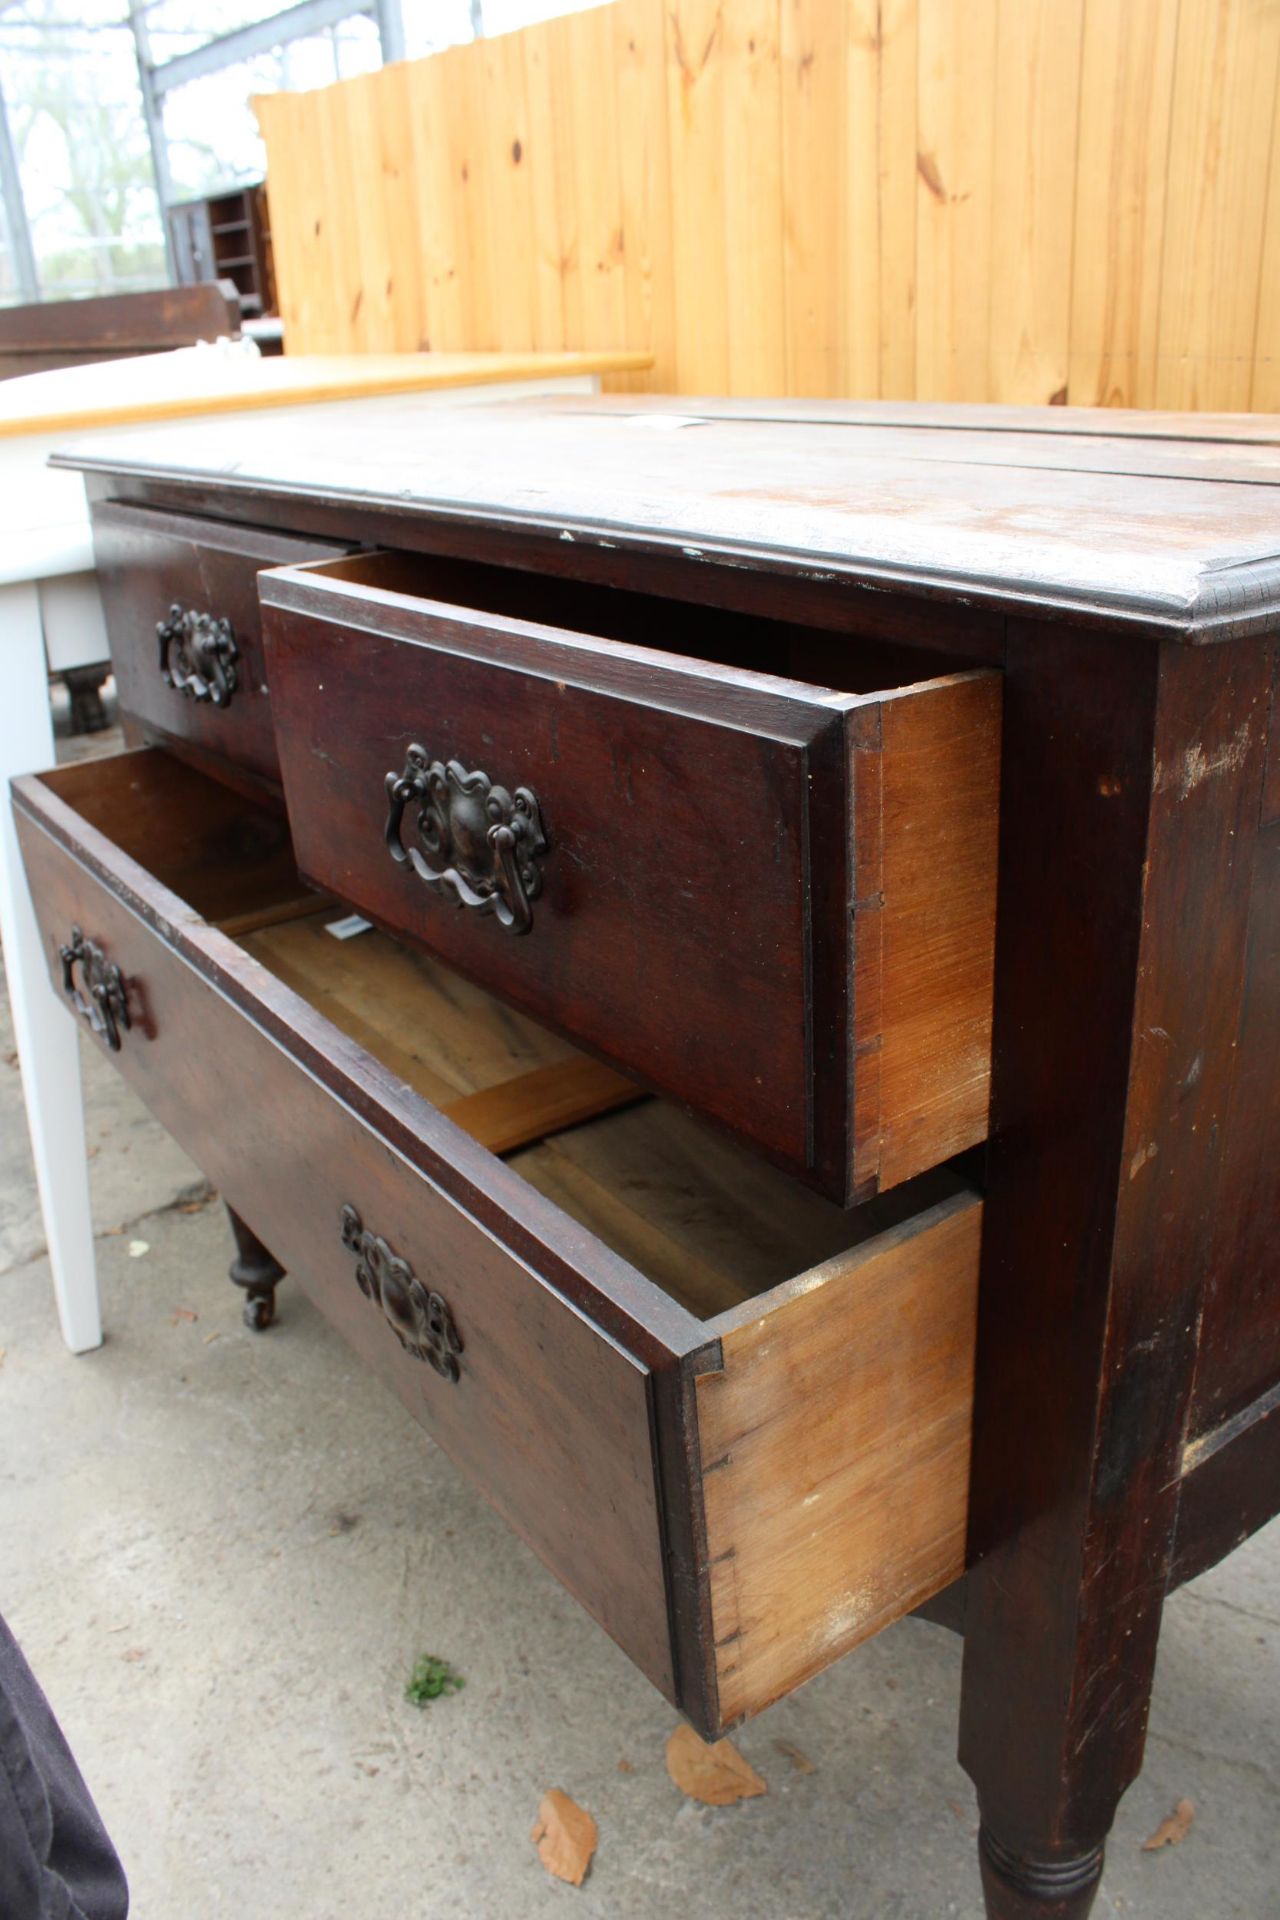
(168, 184), (276, 322)
(24, 397), (1280, 1918)
(0, 284), (242, 380)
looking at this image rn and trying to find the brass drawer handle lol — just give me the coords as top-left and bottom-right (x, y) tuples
(157, 602), (240, 708)
(384, 744), (548, 937)
(59, 926), (131, 1052)
(340, 1204), (463, 1381)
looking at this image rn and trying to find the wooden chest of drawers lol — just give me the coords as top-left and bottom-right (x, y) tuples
(27, 397), (1280, 1920)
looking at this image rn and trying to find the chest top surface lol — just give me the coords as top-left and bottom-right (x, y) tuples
(56, 395), (1280, 644)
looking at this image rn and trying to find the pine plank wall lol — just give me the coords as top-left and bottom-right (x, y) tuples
(254, 0), (1280, 407)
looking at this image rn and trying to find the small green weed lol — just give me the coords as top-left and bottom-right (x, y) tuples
(405, 1654), (465, 1707)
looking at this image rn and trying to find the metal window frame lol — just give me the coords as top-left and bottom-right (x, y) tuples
(0, 0), (406, 304)
(135, 0), (405, 273)
(0, 64), (39, 301)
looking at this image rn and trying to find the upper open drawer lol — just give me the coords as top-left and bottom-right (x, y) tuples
(259, 551), (1001, 1205)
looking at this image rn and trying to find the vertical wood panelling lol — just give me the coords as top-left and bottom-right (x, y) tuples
(480, 32), (537, 352)
(316, 79), (372, 351)
(846, 0), (918, 399)
(564, 5), (629, 355)
(1252, 39), (1280, 412)
(373, 63), (428, 352)
(722, 0), (786, 394)
(406, 46), (466, 350)
(613, 0), (677, 389)
(339, 71), (402, 351)
(445, 42), (499, 349)
(254, 0), (1280, 408)
(1156, 0), (1280, 410)
(780, 0), (846, 396)
(987, 0), (1085, 405)
(1067, 0), (1179, 409)
(664, 0), (730, 389)
(519, 22), (567, 352)
(876, 0), (919, 399)
(914, 0), (998, 400)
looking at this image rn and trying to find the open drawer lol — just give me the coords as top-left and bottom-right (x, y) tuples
(13, 749), (981, 1736)
(259, 550), (1001, 1206)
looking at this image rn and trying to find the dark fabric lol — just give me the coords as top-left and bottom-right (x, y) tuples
(0, 1615), (128, 1920)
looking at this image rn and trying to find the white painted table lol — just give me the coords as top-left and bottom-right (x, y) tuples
(0, 345), (650, 1352)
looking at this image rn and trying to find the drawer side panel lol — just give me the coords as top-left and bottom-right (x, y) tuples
(693, 1192), (981, 1728)
(852, 674), (1001, 1197)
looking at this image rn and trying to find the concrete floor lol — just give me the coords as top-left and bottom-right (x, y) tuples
(0, 735), (1276, 1919)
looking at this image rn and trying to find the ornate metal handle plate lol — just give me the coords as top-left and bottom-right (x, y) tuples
(59, 926), (131, 1052)
(384, 744), (548, 936)
(340, 1204), (462, 1381)
(157, 602), (240, 707)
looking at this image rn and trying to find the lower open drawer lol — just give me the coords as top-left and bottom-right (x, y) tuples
(12, 749), (981, 1736)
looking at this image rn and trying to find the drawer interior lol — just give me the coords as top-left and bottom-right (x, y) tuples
(291, 549), (967, 694)
(37, 750), (967, 1327)
(237, 913), (960, 1322)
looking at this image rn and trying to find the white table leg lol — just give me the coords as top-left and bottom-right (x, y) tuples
(0, 579), (100, 1351)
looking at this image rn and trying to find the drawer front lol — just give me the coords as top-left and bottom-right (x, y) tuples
(91, 500), (346, 787)
(264, 587), (822, 1174)
(262, 556), (1001, 1201)
(14, 784), (676, 1699)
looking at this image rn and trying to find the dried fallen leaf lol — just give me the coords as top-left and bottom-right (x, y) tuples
(666, 1725), (767, 1806)
(1142, 1798), (1195, 1851)
(202, 1331), (220, 1345)
(617, 1758), (634, 1774)
(170, 1306), (198, 1326)
(773, 1738), (815, 1776)
(531, 1789), (597, 1886)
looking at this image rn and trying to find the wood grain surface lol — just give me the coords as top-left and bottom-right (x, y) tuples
(851, 673), (1000, 1195)
(63, 399), (1280, 644)
(253, 0), (1280, 412)
(695, 1189), (982, 1726)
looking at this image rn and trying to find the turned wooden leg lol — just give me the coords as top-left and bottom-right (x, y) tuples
(976, 1827), (1105, 1920)
(62, 665), (111, 735)
(226, 1206), (285, 1331)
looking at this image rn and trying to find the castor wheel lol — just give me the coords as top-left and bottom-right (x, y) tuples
(242, 1291), (275, 1332)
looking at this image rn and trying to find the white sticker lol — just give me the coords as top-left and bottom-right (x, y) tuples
(627, 413), (702, 431)
(324, 913), (373, 941)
